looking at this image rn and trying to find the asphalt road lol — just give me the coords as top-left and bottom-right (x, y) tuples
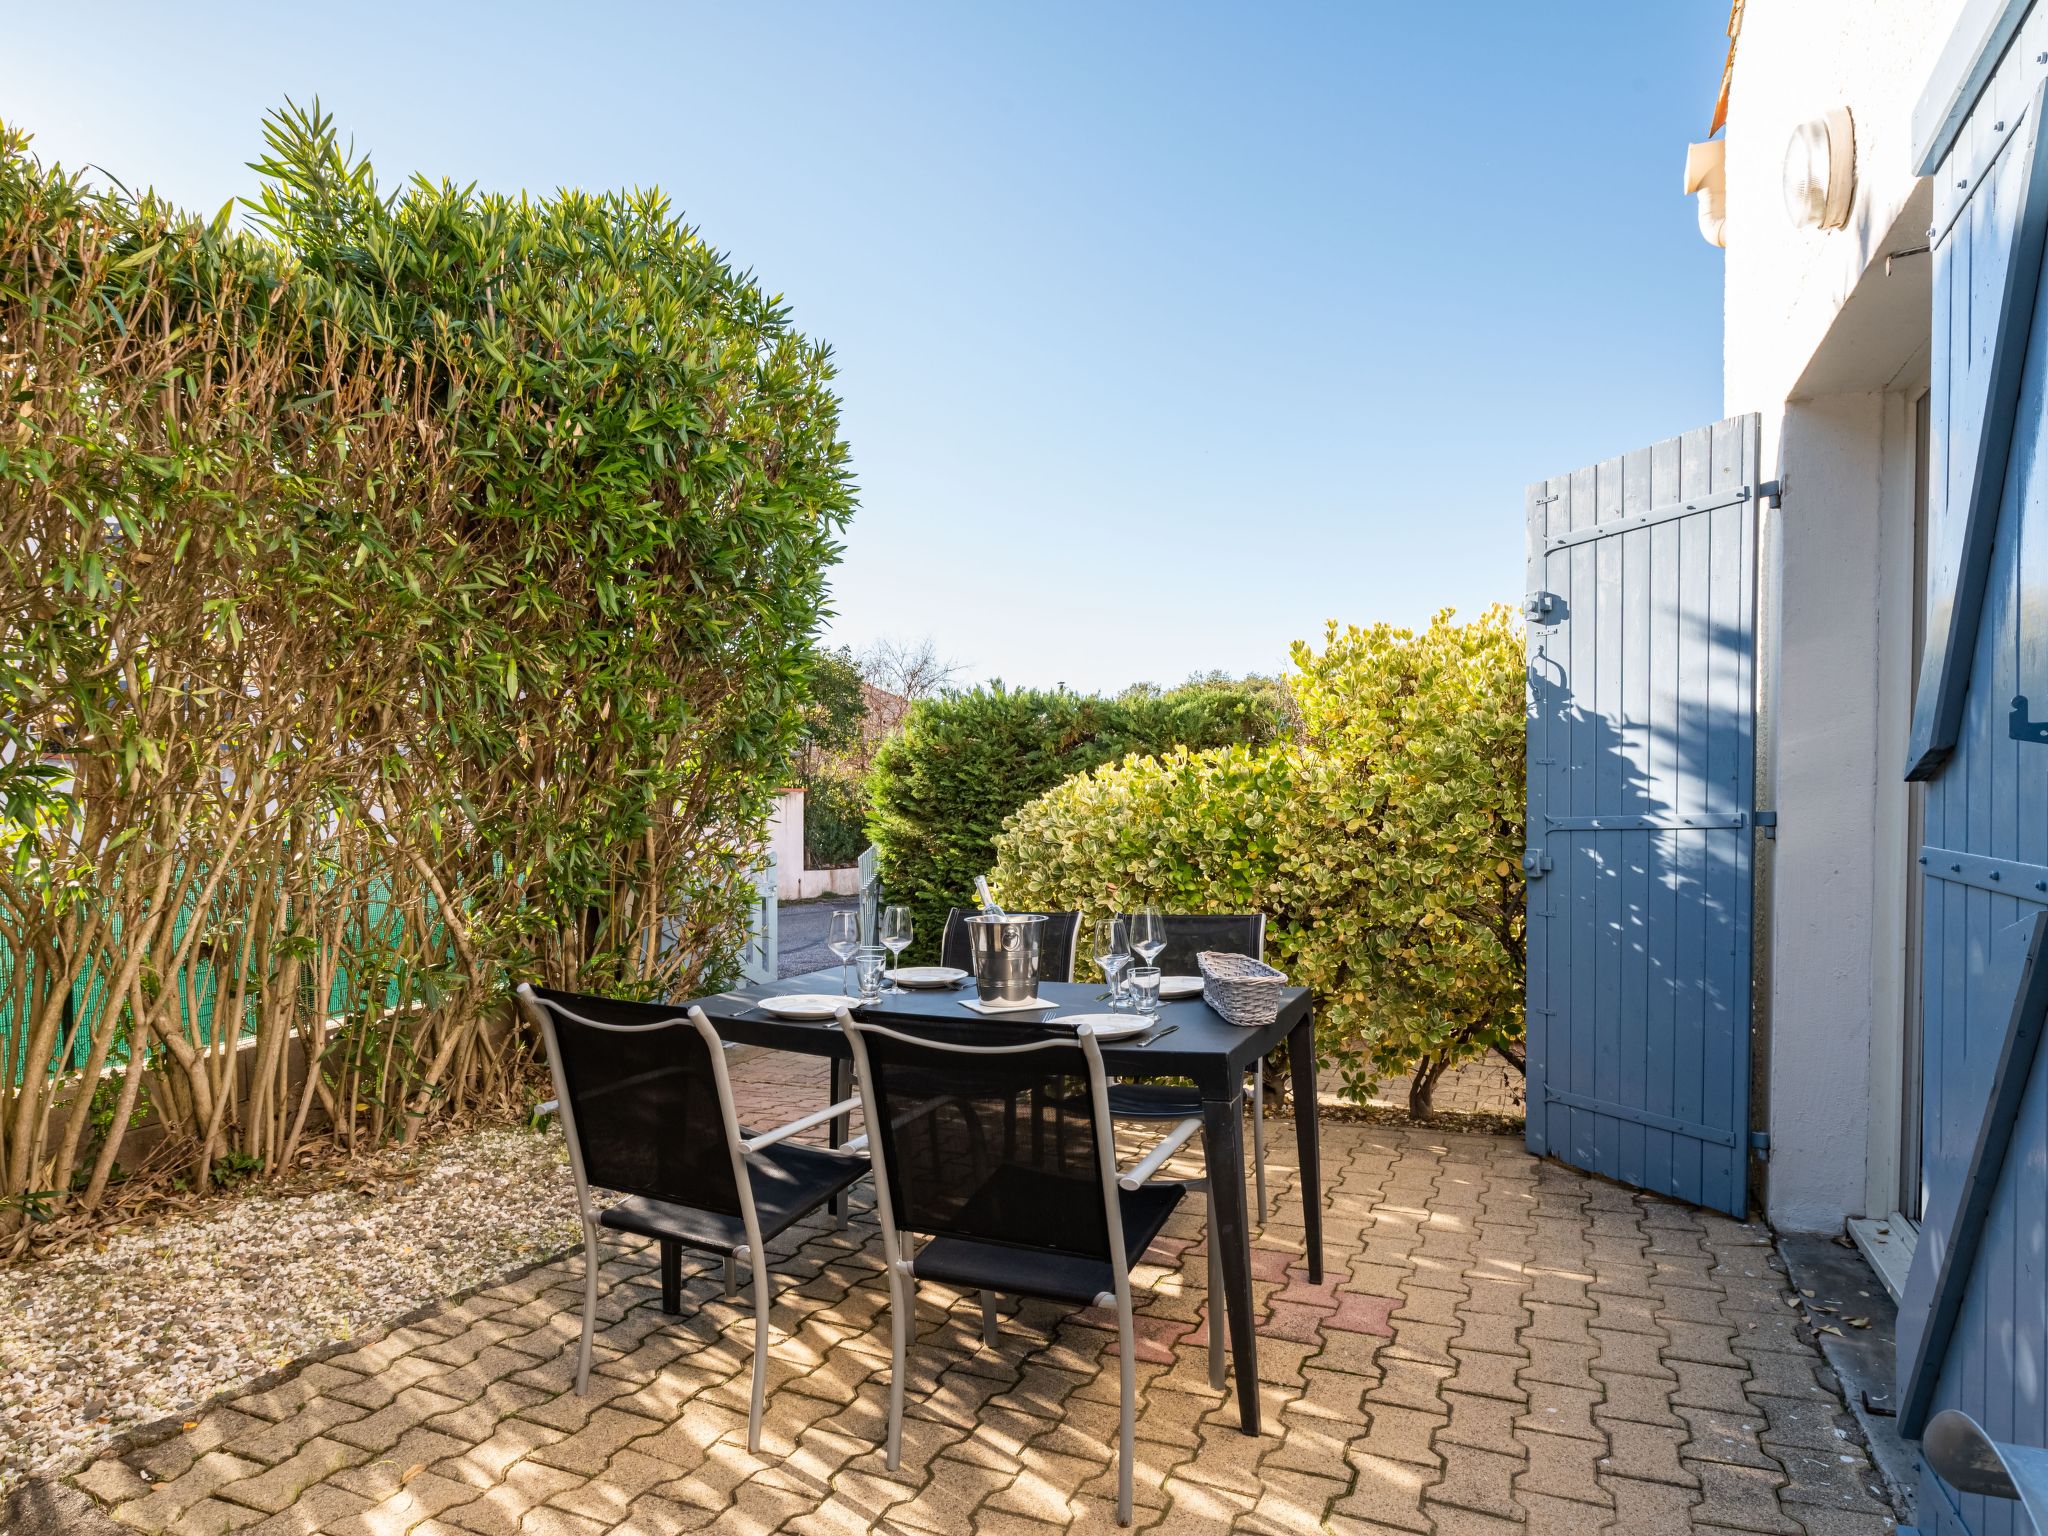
(778, 895), (860, 979)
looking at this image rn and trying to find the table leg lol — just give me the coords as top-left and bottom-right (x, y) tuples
(1202, 1087), (1261, 1435)
(1287, 1014), (1324, 1283)
(829, 1056), (851, 1224)
(659, 1239), (682, 1315)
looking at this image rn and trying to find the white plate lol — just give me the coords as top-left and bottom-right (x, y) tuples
(1052, 1012), (1155, 1040)
(1158, 975), (1204, 1000)
(887, 966), (968, 989)
(756, 993), (850, 1020)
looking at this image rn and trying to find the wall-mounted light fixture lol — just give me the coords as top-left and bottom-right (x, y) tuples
(1782, 106), (1856, 230)
(1685, 139), (1728, 247)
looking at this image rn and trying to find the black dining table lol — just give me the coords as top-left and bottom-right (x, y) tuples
(681, 968), (1322, 1435)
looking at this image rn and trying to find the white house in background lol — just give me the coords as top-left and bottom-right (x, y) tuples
(765, 790), (862, 901)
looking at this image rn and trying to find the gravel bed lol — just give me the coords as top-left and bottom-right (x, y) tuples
(0, 1125), (578, 1497)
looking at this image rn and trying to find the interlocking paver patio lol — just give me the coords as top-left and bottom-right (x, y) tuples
(60, 1050), (1899, 1534)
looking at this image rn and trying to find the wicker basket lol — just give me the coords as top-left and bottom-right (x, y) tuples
(1197, 950), (1288, 1027)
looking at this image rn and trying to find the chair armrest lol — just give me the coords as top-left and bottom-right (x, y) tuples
(1118, 1116), (1203, 1190)
(742, 1096), (861, 1156)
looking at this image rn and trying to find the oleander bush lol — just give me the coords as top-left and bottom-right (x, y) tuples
(0, 104), (852, 1242)
(867, 677), (1294, 962)
(992, 609), (1524, 1116)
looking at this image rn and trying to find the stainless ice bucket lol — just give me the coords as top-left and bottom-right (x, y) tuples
(965, 912), (1047, 1003)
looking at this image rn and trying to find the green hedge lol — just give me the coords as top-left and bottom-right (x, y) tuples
(991, 610), (1525, 1115)
(867, 678), (1291, 962)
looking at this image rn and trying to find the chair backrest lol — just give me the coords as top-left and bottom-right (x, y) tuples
(518, 984), (745, 1219)
(940, 907), (974, 973)
(841, 1018), (1123, 1264)
(1040, 911), (1083, 983)
(1123, 912), (1266, 975)
(941, 906), (1084, 983)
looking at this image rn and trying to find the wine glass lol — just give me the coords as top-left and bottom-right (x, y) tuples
(1094, 916), (1131, 1008)
(879, 905), (914, 993)
(827, 909), (860, 996)
(1129, 904), (1166, 974)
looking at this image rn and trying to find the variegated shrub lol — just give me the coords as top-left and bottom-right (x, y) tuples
(993, 608), (1524, 1116)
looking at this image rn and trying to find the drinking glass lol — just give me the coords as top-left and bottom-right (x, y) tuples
(1129, 966), (1162, 1017)
(1095, 916), (1131, 1009)
(879, 905), (914, 992)
(1130, 904), (1166, 972)
(827, 909), (860, 996)
(855, 945), (889, 1003)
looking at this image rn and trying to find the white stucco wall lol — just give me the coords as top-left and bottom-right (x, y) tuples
(767, 788), (865, 899)
(1722, 1), (1959, 418)
(1760, 395), (1885, 1231)
(768, 788), (806, 899)
(1721, 0), (1961, 1230)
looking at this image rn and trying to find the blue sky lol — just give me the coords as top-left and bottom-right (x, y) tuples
(2, 3), (1730, 694)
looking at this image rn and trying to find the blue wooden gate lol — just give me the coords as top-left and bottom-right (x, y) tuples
(1896, 19), (2048, 1532)
(1523, 417), (1763, 1219)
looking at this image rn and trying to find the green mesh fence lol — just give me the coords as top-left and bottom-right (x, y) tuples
(2, 879), (423, 1086)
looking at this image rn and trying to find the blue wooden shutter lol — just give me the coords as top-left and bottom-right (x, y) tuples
(1896, 39), (2048, 1536)
(1909, 77), (2048, 780)
(1523, 416), (1762, 1219)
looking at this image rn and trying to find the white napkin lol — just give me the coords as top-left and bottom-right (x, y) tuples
(959, 996), (1058, 1014)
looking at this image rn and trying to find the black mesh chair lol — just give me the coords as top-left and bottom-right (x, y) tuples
(516, 984), (866, 1452)
(939, 908), (975, 972)
(1111, 913), (1274, 1221)
(840, 1011), (1220, 1526)
(939, 906), (1083, 982)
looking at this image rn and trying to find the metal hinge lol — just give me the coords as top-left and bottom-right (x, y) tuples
(1522, 849), (1554, 879)
(1749, 1129), (1771, 1160)
(1754, 810), (1779, 840)
(1525, 591), (1561, 624)
(2012, 697), (2048, 744)
(1760, 478), (1782, 508)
